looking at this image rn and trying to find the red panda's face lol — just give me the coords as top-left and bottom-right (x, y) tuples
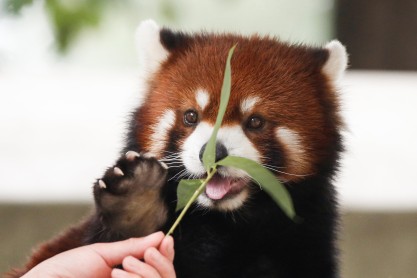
(133, 20), (347, 211)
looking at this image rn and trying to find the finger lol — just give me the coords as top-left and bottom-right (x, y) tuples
(111, 268), (142, 278)
(144, 248), (176, 278)
(123, 256), (162, 278)
(92, 232), (164, 267)
(158, 236), (175, 262)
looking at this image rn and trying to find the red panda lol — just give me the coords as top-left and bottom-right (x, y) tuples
(7, 20), (347, 278)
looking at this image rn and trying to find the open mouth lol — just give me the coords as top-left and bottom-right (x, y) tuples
(204, 174), (247, 201)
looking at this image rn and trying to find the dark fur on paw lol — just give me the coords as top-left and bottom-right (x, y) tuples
(93, 151), (169, 237)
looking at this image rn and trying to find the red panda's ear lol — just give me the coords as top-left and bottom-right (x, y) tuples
(135, 19), (170, 78)
(159, 27), (190, 52)
(135, 19), (190, 79)
(321, 40), (348, 84)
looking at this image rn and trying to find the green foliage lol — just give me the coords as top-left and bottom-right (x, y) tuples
(4, 0), (33, 14)
(160, 0), (177, 21)
(217, 156), (295, 219)
(4, 0), (114, 53)
(176, 179), (203, 212)
(44, 0), (104, 53)
(4, 0), (179, 54)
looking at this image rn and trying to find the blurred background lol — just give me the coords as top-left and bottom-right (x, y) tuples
(0, 0), (416, 277)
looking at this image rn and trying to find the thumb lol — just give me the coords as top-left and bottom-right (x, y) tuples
(90, 232), (164, 267)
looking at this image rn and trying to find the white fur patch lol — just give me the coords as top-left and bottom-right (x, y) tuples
(197, 189), (249, 211)
(181, 122), (261, 178)
(217, 125), (261, 178)
(149, 109), (176, 157)
(181, 122), (261, 210)
(181, 123), (212, 177)
(135, 19), (169, 78)
(240, 96), (260, 114)
(322, 40), (348, 83)
(196, 89), (210, 110)
(275, 127), (306, 174)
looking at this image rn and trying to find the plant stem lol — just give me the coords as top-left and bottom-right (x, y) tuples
(167, 168), (217, 236)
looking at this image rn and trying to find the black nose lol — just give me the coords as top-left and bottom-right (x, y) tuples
(199, 142), (228, 163)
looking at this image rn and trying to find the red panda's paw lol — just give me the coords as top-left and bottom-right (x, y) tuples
(95, 151), (168, 196)
(92, 151), (169, 236)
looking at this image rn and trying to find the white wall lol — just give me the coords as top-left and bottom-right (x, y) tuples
(1, 69), (417, 210)
(339, 71), (417, 211)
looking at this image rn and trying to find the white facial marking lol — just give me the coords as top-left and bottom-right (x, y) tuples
(275, 127), (306, 173)
(197, 189), (249, 211)
(196, 89), (210, 111)
(149, 109), (176, 157)
(181, 123), (261, 178)
(217, 189), (249, 211)
(322, 40), (348, 83)
(240, 96), (260, 114)
(135, 19), (169, 78)
(181, 123), (212, 176)
(181, 122), (261, 211)
(217, 125), (261, 178)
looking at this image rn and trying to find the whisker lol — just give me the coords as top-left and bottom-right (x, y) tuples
(169, 169), (187, 181)
(260, 162), (314, 178)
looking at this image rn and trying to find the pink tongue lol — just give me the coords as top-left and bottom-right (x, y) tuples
(205, 175), (233, 200)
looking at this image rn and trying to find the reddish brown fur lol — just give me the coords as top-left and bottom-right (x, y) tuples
(137, 34), (341, 180)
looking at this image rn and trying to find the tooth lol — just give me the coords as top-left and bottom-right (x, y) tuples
(125, 151), (140, 160)
(98, 180), (106, 189)
(114, 167), (124, 176)
(159, 162), (168, 170)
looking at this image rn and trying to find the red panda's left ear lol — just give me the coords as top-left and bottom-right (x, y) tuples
(135, 19), (190, 80)
(321, 40), (348, 84)
(135, 19), (170, 78)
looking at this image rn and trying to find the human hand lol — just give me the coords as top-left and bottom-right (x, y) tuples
(111, 235), (175, 278)
(22, 232), (175, 278)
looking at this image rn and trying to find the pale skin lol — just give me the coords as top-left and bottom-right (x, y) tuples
(22, 232), (176, 278)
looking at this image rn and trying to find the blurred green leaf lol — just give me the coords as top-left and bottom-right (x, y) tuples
(4, 0), (33, 14)
(176, 179), (203, 212)
(216, 156), (296, 219)
(3, 0), (179, 54)
(45, 0), (104, 53)
(160, 0), (177, 21)
(202, 44), (236, 170)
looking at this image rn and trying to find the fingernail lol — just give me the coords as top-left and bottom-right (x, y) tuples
(146, 231), (163, 239)
(124, 255), (135, 263)
(111, 268), (124, 278)
(166, 236), (174, 254)
(123, 256), (137, 268)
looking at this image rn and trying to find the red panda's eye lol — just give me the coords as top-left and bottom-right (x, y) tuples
(247, 116), (264, 130)
(184, 110), (198, 126)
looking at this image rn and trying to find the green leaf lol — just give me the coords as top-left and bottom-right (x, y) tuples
(176, 179), (203, 212)
(202, 44), (237, 171)
(216, 156), (296, 219)
(4, 0), (34, 14)
(168, 169), (218, 236)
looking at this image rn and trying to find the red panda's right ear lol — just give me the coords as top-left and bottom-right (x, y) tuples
(135, 19), (170, 78)
(321, 40), (348, 84)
